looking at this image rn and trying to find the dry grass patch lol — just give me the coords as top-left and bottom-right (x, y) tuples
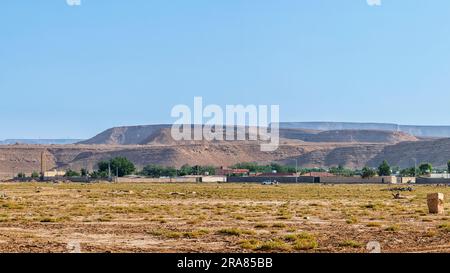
(366, 222), (382, 227)
(437, 223), (450, 232)
(217, 228), (255, 236)
(339, 240), (363, 248)
(271, 223), (287, 228)
(385, 225), (400, 232)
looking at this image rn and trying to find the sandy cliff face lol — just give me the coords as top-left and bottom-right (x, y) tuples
(77, 125), (171, 145)
(367, 138), (450, 168)
(301, 130), (417, 143)
(1, 137), (448, 179)
(0, 142), (393, 178)
(0, 146), (56, 178)
(279, 122), (450, 138)
(2, 124), (446, 180)
(77, 125), (418, 145)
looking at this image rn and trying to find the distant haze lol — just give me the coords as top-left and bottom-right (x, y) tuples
(5, 122), (450, 141)
(0, 139), (84, 145)
(3, 2), (450, 139)
(279, 122), (450, 138)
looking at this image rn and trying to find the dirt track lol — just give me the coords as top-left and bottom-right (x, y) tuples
(0, 183), (449, 253)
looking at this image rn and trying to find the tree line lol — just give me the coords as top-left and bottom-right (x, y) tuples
(63, 158), (216, 179)
(16, 158), (450, 179)
(361, 161), (434, 178)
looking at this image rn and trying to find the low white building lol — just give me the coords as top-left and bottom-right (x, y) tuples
(44, 170), (66, 177)
(427, 173), (450, 179)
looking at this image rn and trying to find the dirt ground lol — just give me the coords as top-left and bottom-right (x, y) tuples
(0, 182), (449, 253)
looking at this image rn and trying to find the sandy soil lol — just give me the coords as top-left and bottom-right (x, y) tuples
(0, 182), (449, 253)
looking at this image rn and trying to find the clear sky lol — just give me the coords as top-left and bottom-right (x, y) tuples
(1, 0), (450, 139)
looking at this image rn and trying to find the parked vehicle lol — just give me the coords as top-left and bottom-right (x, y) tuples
(262, 180), (279, 185)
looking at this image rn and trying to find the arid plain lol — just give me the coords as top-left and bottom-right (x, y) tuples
(0, 182), (449, 253)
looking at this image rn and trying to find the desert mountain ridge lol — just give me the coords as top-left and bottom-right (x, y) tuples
(1, 123), (449, 179)
(0, 139), (83, 145)
(278, 122), (450, 138)
(78, 124), (418, 145)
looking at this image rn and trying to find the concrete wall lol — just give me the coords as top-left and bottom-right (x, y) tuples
(202, 176), (227, 183)
(319, 176), (397, 184)
(227, 176), (316, 183)
(117, 176), (227, 183)
(67, 177), (91, 183)
(416, 177), (450, 184)
(428, 174), (450, 179)
(45, 170), (66, 177)
(226, 176), (399, 184)
(0, 172), (12, 180)
(398, 177), (416, 184)
(117, 177), (201, 183)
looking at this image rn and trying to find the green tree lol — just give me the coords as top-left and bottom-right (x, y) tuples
(179, 164), (193, 176)
(65, 169), (81, 177)
(230, 162), (273, 173)
(192, 165), (204, 175)
(90, 170), (108, 179)
(391, 166), (400, 175)
(142, 165), (162, 177)
(98, 157), (135, 177)
(377, 160), (391, 176)
(141, 165), (181, 178)
(400, 167), (417, 177)
(31, 171), (40, 179)
(231, 162), (260, 172)
(447, 161), (450, 173)
(97, 160), (110, 175)
(198, 165), (216, 175)
(80, 168), (89, 177)
(17, 172), (26, 179)
(329, 165), (355, 177)
(418, 163), (432, 175)
(361, 166), (376, 178)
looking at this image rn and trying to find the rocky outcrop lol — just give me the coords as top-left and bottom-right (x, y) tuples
(2, 125), (449, 180)
(367, 138), (450, 168)
(78, 125), (171, 145)
(301, 130), (417, 143)
(78, 125), (418, 145)
(280, 122), (450, 138)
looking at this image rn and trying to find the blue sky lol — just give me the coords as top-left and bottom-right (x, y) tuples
(1, 0), (450, 139)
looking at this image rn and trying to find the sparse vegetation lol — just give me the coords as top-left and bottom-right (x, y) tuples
(437, 223), (450, 232)
(329, 165), (355, 177)
(361, 167), (376, 178)
(217, 228), (254, 236)
(339, 240), (363, 248)
(366, 222), (382, 227)
(385, 225), (400, 232)
(31, 171), (40, 179)
(64, 169), (80, 177)
(377, 160), (391, 176)
(0, 183), (448, 253)
(418, 163), (433, 175)
(97, 157), (136, 177)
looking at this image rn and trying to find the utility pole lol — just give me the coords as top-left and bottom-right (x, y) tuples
(108, 162), (111, 180)
(412, 157), (417, 178)
(40, 151), (46, 181)
(295, 159), (298, 183)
